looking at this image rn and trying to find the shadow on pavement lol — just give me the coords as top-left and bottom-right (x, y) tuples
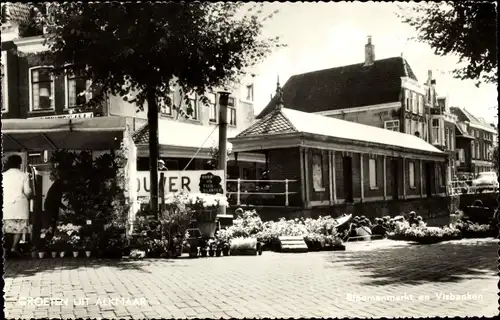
(3, 257), (186, 278)
(325, 239), (498, 286)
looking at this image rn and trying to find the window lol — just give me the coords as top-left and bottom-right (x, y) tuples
(418, 95), (424, 114)
(475, 130), (479, 138)
(160, 93), (173, 116)
(445, 128), (450, 150)
(1, 51), (7, 113)
(476, 142), (480, 159)
(431, 119), (440, 144)
(411, 120), (418, 135)
(184, 92), (198, 120)
(29, 66), (55, 111)
(245, 84), (254, 101)
(458, 149), (465, 162)
(227, 97), (236, 126)
(409, 161), (416, 188)
(418, 122), (424, 138)
(423, 122), (428, 141)
(471, 141), (476, 159)
(405, 118), (411, 134)
(65, 68), (92, 108)
(411, 91), (417, 114)
(208, 93), (217, 123)
(369, 158), (377, 189)
(384, 120), (399, 131)
(405, 89), (410, 111)
(312, 153), (324, 191)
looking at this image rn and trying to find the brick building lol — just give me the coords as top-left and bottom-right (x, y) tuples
(230, 99), (448, 214)
(451, 107), (497, 176)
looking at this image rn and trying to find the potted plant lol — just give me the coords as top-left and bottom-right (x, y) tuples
(82, 235), (99, 258)
(222, 242), (230, 256)
(48, 235), (64, 258)
(69, 234), (82, 257)
(37, 228), (51, 259)
(229, 237), (258, 256)
(215, 239), (222, 257)
(208, 238), (216, 257)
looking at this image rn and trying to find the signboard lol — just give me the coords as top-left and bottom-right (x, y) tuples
(29, 112), (94, 120)
(136, 170), (225, 197)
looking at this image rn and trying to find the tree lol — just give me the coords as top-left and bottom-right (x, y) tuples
(493, 146), (499, 174)
(35, 3), (283, 210)
(398, 2), (497, 86)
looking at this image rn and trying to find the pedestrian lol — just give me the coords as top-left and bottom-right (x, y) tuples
(44, 178), (68, 232)
(371, 218), (388, 238)
(158, 159), (168, 171)
(2, 155), (33, 257)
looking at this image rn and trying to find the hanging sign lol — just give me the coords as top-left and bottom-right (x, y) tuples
(136, 170), (225, 197)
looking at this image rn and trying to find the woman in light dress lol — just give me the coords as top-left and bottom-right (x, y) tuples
(2, 155), (33, 256)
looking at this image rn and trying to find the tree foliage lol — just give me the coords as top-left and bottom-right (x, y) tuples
(34, 2), (284, 209)
(34, 2), (283, 109)
(398, 1), (497, 86)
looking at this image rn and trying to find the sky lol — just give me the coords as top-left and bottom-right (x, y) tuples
(248, 2), (498, 123)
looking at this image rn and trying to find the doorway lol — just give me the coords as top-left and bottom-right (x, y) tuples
(342, 156), (353, 203)
(391, 158), (399, 200)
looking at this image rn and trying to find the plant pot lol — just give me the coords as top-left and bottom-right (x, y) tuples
(200, 249), (208, 257)
(51, 252), (57, 258)
(38, 252), (45, 259)
(73, 251), (80, 258)
(209, 249), (215, 257)
(85, 251), (91, 258)
(215, 249), (222, 257)
(31, 251), (37, 259)
(222, 248), (229, 256)
(59, 251), (66, 258)
(198, 222), (218, 238)
(189, 247), (199, 258)
(257, 242), (263, 255)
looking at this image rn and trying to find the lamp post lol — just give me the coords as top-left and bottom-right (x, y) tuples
(218, 90), (231, 216)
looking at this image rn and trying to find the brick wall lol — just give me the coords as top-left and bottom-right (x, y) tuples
(267, 147), (302, 207)
(362, 154), (384, 199)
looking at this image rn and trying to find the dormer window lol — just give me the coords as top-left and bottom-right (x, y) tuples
(245, 84), (254, 101)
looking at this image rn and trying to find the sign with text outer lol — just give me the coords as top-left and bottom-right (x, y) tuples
(136, 170), (225, 197)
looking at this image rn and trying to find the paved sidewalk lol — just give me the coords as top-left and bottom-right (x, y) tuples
(4, 238), (498, 319)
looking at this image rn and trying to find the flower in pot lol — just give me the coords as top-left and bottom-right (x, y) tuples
(69, 234), (82, 257)
(208, 238), (216, 257)
(215, 239), (222, 257)
(82, 236), (98, 258)
(48, 235), (65, 258)
(222, 242), (230, 256)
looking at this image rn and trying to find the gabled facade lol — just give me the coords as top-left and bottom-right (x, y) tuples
(451, 107), (497, 175)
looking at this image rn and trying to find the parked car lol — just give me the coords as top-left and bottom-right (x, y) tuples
(472, 171), (499, 193)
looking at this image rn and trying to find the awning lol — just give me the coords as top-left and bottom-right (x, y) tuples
(1, 116), (127, 151)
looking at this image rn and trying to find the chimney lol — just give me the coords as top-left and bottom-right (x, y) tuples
(364, 36), (375, 66)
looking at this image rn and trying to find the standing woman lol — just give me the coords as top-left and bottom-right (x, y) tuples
(2, 155), (33, 256)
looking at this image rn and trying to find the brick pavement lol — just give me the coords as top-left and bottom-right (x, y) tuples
(3, 238), (498, 319)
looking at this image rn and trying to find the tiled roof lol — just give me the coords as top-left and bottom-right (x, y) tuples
(257, 56), (417, 119)
(238, 108), (296, 137)
(237, 108), (444, 155)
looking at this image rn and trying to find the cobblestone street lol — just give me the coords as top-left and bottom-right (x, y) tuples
(4, 239), (498, 319)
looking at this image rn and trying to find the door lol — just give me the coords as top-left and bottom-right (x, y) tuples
(342, 156), (353, 203)
(391, 158), (399, 200)
(425, 162), (432, 197)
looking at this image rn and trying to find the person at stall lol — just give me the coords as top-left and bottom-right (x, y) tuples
(44, 178), (68, 232)
(2, 155), (33, 257)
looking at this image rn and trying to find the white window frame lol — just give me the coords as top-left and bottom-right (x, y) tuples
(185, 91), (198, 120)
(160, 92), (174, 116)
(418, 95), (424, 114)
(405, 118), (411, 134)
(1, 50), (8, 113)
(227, 96), (236, 126)
(471, 141), (476, 159)
(384, 120), (399, 131)
(208, 92), (217, 123)
(29, 65), (56, 112)
(431, 118), (440, 144)
(411, 91), (417, 114)
(369, 158), (377, 189)
(409, 161), (416, 188)
(405, 89), (411, 111)
(64, 65), (92, 109)
(245, 84), (254, 102)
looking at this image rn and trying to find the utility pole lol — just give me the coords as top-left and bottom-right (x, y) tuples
(218, 90), (231, 216)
